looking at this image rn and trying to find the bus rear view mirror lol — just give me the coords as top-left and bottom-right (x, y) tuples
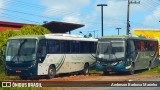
(1, 44), (6, 56)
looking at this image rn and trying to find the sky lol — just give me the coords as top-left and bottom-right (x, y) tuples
(0, 0), (160, 38)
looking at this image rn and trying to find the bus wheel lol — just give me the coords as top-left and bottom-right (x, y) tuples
(129, 64), (135, 75)
(48, 65), (56, 79)
(19, 76), (28, 80)
(148, 62), (152, 71)
(82, 64), (89, 75)
(103, 70), (109, 75)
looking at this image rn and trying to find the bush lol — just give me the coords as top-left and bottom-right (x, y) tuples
(20, 25), (51, 35)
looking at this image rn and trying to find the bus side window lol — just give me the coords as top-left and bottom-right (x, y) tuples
(89, 42), (94, 53)
(127, 40), (135, 57)
(48, 40), (60, 54)
(70, 41), (80, 53)
(38, 40), (47, 62)
(61, 40), (70, 53)
(80, 41), (89, 53)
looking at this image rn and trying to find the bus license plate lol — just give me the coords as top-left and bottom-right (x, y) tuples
(16, 70), (21, 73)
(107, 69), (112, 71)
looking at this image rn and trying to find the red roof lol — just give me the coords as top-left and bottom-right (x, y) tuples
(0, 21), (35, 28)
(0, 21), (84, 33)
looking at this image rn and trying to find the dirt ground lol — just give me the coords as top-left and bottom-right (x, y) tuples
(39, 72), (160, 81)
(6, 70), (160, 81)
(5, 71), (160, 87)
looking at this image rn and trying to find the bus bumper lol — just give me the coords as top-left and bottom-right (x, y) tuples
(6, 67), (37, 76)
(96, 62), (127, 72)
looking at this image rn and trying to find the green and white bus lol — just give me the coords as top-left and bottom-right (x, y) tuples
(4, 34), (97, 79)
(96, 35), (159, 75)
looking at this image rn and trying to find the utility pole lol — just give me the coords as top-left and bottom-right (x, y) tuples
(116, 28), (121, 35)
(126, 0), (140, 35)
(97, 4), (107, 37)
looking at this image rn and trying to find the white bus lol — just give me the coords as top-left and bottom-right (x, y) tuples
(4, 34), (97, 79)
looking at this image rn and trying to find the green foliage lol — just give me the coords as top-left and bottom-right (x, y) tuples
(0, 30), (18, 67)
(0, 25), (51, 75)
(20, 25), (51, 35)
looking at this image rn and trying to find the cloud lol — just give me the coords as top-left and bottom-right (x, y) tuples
(143, 5), (160, 28)
(95, 0), (160, 30)
(62, 16), (81, 23)
(0, 0), (11, 20)
(40, 0), (90, 17)
(39, 0), (160, 35)
(0, 0), (5, 13)
(103, 0), (127, 18)
(0, 0), (4, 7)
(40, 0), (96, 29)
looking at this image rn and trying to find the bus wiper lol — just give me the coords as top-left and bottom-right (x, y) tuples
(10, 39), (27, 62)
(111, 49), (119, 61)
(112, 53), (118, 61)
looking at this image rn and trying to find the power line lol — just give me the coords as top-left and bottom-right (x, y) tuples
(0, 7), (54, 19)
(0, 12), (41, 23)
(3, 0), (83, 17)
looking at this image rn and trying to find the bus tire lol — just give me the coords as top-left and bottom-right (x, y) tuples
(129, 64), (135, 75)
(148, 62), (152, 71)
(82, 63), (89, 75)
(48, 65), (56, 79)
(103, 70), (109, 75)
(19, 76), (28, 80)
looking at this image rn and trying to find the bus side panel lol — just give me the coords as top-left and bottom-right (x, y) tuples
(134, 52), (148, 70)
(37, 54), (96, 75)
(151, 52), (159, 68)
(37, 54), (64, 75)
(56, 54), (96, 74)
(38, 63), (50, 75)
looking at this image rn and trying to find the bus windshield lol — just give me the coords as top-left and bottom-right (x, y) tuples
(6, 39), (37, 62)
(97, 42), (110, 55)
(97, 41), (125, 60)
(111, 42), (125, 58)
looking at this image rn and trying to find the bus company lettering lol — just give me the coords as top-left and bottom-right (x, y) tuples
(71, 55), (83, 60)
(12, 82), (42, 87)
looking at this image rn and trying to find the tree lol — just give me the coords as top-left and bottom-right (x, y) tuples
(88, 33), (92, 37)
(20, 25), (51, 35)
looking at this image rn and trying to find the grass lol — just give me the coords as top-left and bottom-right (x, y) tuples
(0, 66), (19, 81)
(140, 66), (160, 75)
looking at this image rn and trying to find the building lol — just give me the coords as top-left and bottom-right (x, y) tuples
(0, 21), (84, 33)
(0, 21), (34, 32)
(42, 21), (84, 33)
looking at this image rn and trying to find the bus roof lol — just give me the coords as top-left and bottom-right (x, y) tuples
(8, 34), (98, 42)
(8, 35), (45, 40)
(99, 35), (158, 41)
(45, 34), (97, 41)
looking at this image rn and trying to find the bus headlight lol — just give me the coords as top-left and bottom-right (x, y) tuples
(117, 61), (124, 66)
(96, 61), (100, 64)
(28, 63), (35, 68)
(111, 62), (118, 66)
